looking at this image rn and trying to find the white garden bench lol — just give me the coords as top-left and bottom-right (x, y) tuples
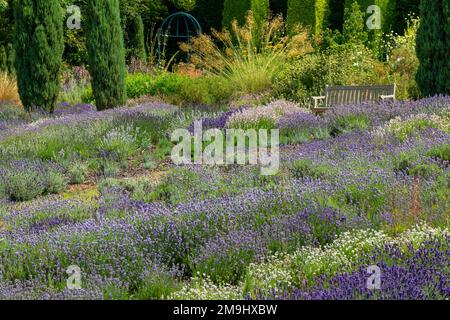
(312, 84), (396, 112)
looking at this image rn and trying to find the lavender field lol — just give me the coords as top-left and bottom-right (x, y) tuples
(0, 0), (449, 304)
(0, 96), (448, 300)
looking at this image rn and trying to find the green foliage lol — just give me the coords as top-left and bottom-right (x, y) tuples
(343, 1), (367, 45)
(170, 0), (196, 11)
(427, 144), (450, 162)
(273, 46), (388, 103)
(85, 0), (127, 110)
(46, 171), (69, 194)
(13, 0), (64, 112)
(193, 0), (225, 32)
(270, 0), (288, 17)
(392, 0), (420, 35)
(126, 72), (233, 105)
(386, 16), (420, 100)
(128, 15), (147, 62)
(344, 0), (396, 32)
(1, 166), (67, 202)
(287, 0), (329, 34)
(327, 0), (345, 31)
(289, 159), (332, 179)
(193, 249), (255, 284)
(0, 46), (6, 72)
(416, 0), (450, 96)
(6, 43), (14, 74)
(343, 0), (396, 57)
(68, 162), (89, 184)
(222, 0), (269, 30)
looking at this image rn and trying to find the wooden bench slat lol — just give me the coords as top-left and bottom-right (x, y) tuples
(313, 84), (396, 110)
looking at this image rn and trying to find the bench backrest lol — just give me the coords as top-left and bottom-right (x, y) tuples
(324, 84), (396, 106)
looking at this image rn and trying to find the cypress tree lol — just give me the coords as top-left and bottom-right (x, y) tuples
(416, 0), (450, 96)
(287, 0), (329, 35)
(0, 46), (6, 72)
(328, 0), (345, 31)
(129, 15), (147, 62)
(222, 0), (269, 30)
(85, 0), (127, 111)
(6, 43), (15, 75)
(342, 1), (367, 45)
(13, 0), (64, 112)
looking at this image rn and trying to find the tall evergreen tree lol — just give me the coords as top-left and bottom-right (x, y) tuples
(6, 43), (14, 75)
(287, 0), (329, 35)
(129, 14), (147, 62)
(416, 0), (450, 96)
(85, 0), (127, 111)
(0, 46), (6, 72)
(222, 0), (269, 30)
(13, 0), (64, 112)
(342, 1), (367, 45)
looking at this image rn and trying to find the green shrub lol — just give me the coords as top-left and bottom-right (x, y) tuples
(409, 163), (441, 179)
(68, 162), (89, 184)
(85, 0), (127, 110)
(393, 152), (414, 172)
(274, 46), (388, 104)
(329, 114), (370, 136)
(387, 16), (420, 100)
(126, 73), (153, 99)
(287, 0), (329, 34)
(177, 76), (234, 105)
(416, 0), (450, 96)
(343, 0), (396, 33)
(3, 170), (45, 201)
(427, 144), (450, 162)
(45, 171), (68, 194)
(14, 0), (64, 112)
(134, 272), (180, 300)
(289, 159), (331, 179)
(193, 248), (255, 285)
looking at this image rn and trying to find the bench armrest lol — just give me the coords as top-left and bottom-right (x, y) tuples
(380, 94), (395, 102)
(312, 96), (326, 108)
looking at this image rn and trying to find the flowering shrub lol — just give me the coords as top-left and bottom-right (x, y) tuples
(373, 113), (450, 142)
(227, 99), (310, 129)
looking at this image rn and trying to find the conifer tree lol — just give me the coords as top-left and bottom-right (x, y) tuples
(85, 0), (127, 110)
(416, 0), (450, 96)
(14, 0), (64, 112)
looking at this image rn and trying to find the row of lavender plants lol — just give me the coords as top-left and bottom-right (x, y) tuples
(0, 96), (448, 299)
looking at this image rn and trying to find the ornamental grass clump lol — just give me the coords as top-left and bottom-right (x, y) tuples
(181, 13), (313, 94)
(0, 72), (20, 106)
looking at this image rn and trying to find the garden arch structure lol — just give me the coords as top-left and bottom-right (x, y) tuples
(157, 12), (202, 66)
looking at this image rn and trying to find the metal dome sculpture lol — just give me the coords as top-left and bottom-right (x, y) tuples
(157, 12), (202, 66)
